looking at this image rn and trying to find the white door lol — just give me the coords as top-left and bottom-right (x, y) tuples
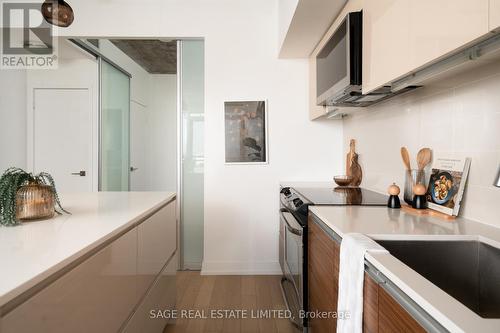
(130, 101), (148, 191)
(33, 88), (93, 192)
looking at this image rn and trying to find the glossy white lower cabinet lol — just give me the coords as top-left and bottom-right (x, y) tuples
(137, 202), (177, 297)
(122, 252), (177, 333)
(0, 200), (177, 333)
(1, 228), (138, 333)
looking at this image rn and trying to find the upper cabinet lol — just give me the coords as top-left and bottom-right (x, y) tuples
(362, 0), (411, 94)
(279, 0), (347, 58)
(491, 0), (500, 31)
(363, 0), (489, 94)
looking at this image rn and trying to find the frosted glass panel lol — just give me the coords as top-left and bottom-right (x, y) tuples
(180, 40), (204, 269)
(101, 61), (130, 191)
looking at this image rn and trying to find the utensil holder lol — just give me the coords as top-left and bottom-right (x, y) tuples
(404, 169), (425, 205)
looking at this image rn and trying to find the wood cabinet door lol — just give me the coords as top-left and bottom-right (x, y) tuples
(491, 0), (500, 31)
(378, 286), (426, 333)
(363, 273), (379, 333)
(308, 217), (340, 332)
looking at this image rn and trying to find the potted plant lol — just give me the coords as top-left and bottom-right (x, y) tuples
(0, 167), (69, 226)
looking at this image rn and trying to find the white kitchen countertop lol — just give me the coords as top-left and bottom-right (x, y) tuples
(0, 191), (176, 308)
(309, 205), (500, 333)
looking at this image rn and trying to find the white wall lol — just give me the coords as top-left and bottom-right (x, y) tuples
(148, 75), (177, 192)
(62, 0), (344, 274)
(0, 70), (27, 173)
(344, 61), (500, 228)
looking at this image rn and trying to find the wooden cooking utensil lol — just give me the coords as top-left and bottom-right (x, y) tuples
(400, 147), (411, 171)
(417, 148), (432, 170)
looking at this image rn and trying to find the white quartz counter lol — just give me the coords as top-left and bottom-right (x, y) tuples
(309, 205), (500, 333)
(0, 191), (176, 308)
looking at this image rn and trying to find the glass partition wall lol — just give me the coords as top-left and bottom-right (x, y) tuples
(178, 40), (205, 270)
(100, 60), (131, 191)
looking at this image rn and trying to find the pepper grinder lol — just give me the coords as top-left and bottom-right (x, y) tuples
(387, 183), (401, 209)
(412, 183), (427, 209)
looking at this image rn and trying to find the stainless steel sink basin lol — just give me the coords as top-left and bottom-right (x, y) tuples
(376, 240), (500, 318)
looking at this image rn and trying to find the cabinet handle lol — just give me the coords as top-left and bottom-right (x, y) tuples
(70, 171), (86, 177)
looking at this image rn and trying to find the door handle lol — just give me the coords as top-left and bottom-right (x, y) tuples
(280, 211), (303, 236)
(71, 171), (86, 176)
(130, 167), (139, 172)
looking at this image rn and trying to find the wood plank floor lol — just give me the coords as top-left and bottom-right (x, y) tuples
(164, 271), (300, 333)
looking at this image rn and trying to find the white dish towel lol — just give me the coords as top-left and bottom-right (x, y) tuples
(336, 233), (388, 333)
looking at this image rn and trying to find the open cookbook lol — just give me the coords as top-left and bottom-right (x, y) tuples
(426, 155), (471, 216)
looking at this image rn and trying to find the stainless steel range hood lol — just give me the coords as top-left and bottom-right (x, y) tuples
(328, 85), (420, 107)
(328, 31), (500, 110)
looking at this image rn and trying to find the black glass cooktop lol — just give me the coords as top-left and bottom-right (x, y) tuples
(292, 187), (388, 206)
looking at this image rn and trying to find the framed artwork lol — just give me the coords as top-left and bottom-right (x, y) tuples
(224, 100), (268, 164)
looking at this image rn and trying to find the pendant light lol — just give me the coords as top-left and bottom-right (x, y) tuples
(41, 0), (74, 27)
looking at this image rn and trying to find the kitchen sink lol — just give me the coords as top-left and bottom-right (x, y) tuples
(376, 239), (500, 318)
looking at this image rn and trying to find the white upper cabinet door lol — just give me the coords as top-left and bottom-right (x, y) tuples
(491, 0), (500, 31)
(362, 0), (411, 94)
(363, 0), (489, 94)
(408, 0), (489, 71)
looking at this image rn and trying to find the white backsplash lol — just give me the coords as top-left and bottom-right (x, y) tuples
(344, 61), (500, 227)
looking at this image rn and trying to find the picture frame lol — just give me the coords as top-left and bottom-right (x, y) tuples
(224, 100), (268, 164)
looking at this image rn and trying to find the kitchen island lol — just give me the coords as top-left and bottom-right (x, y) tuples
(0, 191), (177, 333)
(309, 205), (500, 333)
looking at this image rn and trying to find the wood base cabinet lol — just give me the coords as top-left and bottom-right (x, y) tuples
(364, 273), (426, 333)
(308, 214), (427, 333)
(308, 216), (340, 332)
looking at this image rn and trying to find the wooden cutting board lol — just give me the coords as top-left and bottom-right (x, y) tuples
(346, 139), (362, 187)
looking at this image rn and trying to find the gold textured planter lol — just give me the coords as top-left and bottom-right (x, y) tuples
(16, 184), (55, 221)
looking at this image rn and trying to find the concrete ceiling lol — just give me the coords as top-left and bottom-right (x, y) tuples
(110, 39), (177, 74)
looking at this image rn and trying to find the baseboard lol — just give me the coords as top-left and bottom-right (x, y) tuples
(182, 262), (202, 271)
(200, 261), (281, 275)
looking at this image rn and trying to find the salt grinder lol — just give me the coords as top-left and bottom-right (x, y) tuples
(412, 183), (427, 209)
(387, 183), (401, 209)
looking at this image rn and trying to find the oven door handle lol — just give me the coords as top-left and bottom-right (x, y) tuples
(280, 211), (303, 236)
